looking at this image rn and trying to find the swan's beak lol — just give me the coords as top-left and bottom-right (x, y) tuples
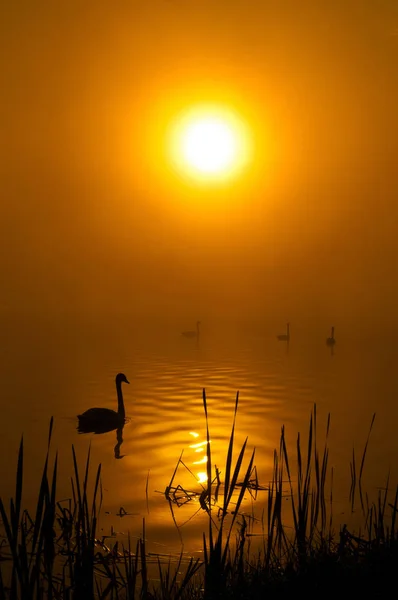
(126, 379), (130, 384)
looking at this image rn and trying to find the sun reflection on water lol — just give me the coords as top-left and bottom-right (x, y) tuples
(196, 472), (208, 484)
(189, 431), (209, 481)
(189, 441), (208, 450)
(192, 456), (207, 466)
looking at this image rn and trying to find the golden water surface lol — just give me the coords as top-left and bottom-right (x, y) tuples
(1, 314), (397, 559)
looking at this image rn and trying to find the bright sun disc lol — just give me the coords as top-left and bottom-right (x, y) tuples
(182, 118), (236, 174)
(169, 105), (251, 181)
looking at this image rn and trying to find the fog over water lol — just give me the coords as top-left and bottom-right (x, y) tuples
(1, 0), (398, 555)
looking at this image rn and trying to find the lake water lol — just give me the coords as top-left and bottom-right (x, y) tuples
(1, 313), (398, 560)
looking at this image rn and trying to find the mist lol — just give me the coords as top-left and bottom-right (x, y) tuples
(1, 0), (397, 332)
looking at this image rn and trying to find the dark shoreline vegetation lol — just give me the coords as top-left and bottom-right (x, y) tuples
(1, 393), (397, 599)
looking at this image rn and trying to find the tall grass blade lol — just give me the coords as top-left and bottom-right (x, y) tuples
(11, 438), (23, 544)
(359, 413), (376, 514)
(202, 389), (213, 556)
(223, 391), (239, 512)
(222, 447), (256, 566)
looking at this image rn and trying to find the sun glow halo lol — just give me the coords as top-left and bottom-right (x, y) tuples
(169, 105), (251, 181)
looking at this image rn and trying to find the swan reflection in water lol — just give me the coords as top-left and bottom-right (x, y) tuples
(77, 373), (129, 458)
(114, 426), (125, 459)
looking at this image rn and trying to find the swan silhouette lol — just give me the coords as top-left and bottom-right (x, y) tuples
(182, 321), (201, 339)
(277, 323), (290, 341)
(77, 373), (129, 434)
(326, 326), (336, 346)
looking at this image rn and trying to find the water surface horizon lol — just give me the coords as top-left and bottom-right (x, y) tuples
(1, 313), (397, 557)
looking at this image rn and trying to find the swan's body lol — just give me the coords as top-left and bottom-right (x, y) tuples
(77, 373), (129, 433)
(277, 323), (290, 341)
(182, 321), (201, 339)
(326, 326), (336, 346)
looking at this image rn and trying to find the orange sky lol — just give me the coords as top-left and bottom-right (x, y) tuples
(1, 0), (398, 328)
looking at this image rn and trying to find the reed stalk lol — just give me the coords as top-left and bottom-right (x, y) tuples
(1, 398), (397, 599)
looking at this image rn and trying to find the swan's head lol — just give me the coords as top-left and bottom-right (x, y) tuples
(196, 321), (201, 326)
(116, 373), (130, 385)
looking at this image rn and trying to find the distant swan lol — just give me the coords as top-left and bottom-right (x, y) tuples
(326, 326), (336, 346)
(277, 322), (290, 341)
(77, 373), (129, 433)
(182, 321), (201, 338)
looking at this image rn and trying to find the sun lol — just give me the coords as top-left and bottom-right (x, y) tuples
(168, 105), (251, 181)
(181, 117), (237, 174)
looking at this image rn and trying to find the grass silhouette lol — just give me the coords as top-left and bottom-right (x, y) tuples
(1, 396), (397, 599)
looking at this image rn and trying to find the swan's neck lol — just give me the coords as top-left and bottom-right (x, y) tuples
(116, 382), (125, 419)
